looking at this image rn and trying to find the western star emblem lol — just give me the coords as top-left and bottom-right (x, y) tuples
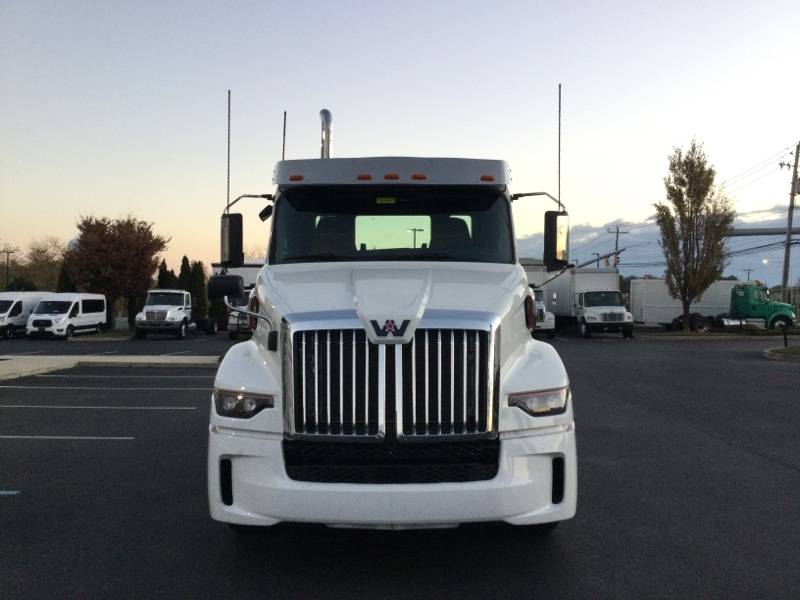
(370, 319), (410, 337)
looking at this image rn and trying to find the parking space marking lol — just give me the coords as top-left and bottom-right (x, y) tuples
(12, 351), (45, 355)
(91, 351), (118, 356)
(35, 374), (214, 379)
(0, 385), (210, 391)
(0, 435), (135, 440)
(0, 405), (196, 410)
(0, 490), (20, 496)
(161, 350), (190, 356)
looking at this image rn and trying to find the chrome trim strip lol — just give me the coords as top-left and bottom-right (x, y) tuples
(300, 333), (306, 432)
(411, 333), (417, 433)
(377, 344), (385, 437)
(462, 330), (467, 431)
(395, 343), (403, 435)
(474, 332), (480, 431)
(314, 330), (319, 432)
(436, 329), (442, 435)
(326, 332), (331, 433)
(424, 329), (429, 435)
(450, 329), (455, 433)
(351, 332), (356, 435)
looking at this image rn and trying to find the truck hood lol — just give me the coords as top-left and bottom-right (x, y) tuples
(264, 262), (520, 342)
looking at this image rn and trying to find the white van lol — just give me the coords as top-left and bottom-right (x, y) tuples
(0, 292), (49, 339)
(26, 293), (107, 339)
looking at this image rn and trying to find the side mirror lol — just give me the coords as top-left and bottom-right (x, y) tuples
(208, 275), (244, 300)
(258, 205), (273, 222)
(543, 211), (569, 271)
(221, 213), (244, 268)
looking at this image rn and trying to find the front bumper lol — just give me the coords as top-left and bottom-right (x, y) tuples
(26, 324), (68, 337)
(587, 322), (631, 333)
(136, 320), (181, 332)
(208, 425), (577, 528)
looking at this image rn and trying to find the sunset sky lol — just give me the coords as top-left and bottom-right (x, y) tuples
(2, 1), (798, 283)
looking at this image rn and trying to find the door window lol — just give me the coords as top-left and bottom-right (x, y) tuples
(9, 302), (22, 317)
(69, 304), (79, 318)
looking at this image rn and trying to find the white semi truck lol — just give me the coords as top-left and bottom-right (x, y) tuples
(206, 123), (577, 532)
(630, 278), (738, 331)
(545, 267), (633, 338)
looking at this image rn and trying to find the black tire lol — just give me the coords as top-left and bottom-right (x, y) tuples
(622, 324), (634, 339)
(135, 328), (147, 339)
(578, 319), (591, 338)
(176, 321), (188, 339)
(228, 330), (238, 341)
(65, 325), (74, 340)
(3, 325), (15, 340)
(772, 317), (790, 330)
(694, 319), (711, 335)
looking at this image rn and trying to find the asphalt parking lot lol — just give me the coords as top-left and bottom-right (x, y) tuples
(1, 337), (798, 598)
(0, 332), (237, 357)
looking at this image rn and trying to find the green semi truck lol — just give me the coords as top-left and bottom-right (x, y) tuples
(717, 284), (796, 330)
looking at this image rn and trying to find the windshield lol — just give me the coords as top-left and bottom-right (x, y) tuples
(146, 293), (184, 306)
(584, 291), (624, 307)
(0, 300), (12, 314)
(34, 301), (72, 314)
(269, 186), (514, 265)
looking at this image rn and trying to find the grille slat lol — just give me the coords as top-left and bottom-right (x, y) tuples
(289, 326), (495, 439)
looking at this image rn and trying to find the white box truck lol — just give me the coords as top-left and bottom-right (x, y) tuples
(0, 291), (49, 339)
(545, 267), (633, 338)
(205, 125), (577, 533)
(630, 278), (739, 331)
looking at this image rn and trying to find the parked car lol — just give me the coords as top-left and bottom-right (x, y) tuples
(26, 293), (106, 339)
(0, 291), (49, 339)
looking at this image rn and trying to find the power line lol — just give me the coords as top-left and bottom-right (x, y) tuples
(720, 143), (795, 186)
(725, 166), (782, 195)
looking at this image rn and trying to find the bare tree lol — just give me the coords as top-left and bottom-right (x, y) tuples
(655, 140), (735, 331)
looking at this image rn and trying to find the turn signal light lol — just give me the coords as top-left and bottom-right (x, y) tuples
(356, 174), (373, 180)
(411, 173), (427, 180)
(509, 387), (569, 417)
(288, 174), (304, 181)
(480, 175), (495, 182)
(384, 173), (400, 180)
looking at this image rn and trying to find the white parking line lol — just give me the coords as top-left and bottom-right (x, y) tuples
(161, 350), (190, 356)
(35, 374), (214, 379)
(0, 385), (210, 391)
(0, 490), (20, 496)
(0, 405), (196, 410)
(91, 351), (118, 356)
(13, 351), (45, 355)
(0, 435), (135, 440)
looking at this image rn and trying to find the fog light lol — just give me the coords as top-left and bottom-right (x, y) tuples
(508, 386), (569, 416)
(214, 389), (274, 418)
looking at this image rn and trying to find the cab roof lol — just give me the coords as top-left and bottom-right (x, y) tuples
(273, 157), (509, 188)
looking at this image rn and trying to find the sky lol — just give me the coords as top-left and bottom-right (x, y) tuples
(1, 0), (799, 284)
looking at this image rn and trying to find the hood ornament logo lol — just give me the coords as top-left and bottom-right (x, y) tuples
(370, 319), (410, 337)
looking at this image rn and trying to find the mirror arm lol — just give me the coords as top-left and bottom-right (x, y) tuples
(226, 193), (274, 214)
(223, 296), (273, 331)
(510, 191), (565, 211)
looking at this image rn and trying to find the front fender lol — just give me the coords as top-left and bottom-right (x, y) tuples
(212, 340), (284, 433)
(499, 339), (572, 433)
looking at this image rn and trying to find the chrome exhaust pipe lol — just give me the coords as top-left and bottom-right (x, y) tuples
(320, 109), (332, 159)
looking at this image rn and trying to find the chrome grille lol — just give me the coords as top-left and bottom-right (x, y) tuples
(146, 311), (167, 321)
(287, 326), (498, 439)
(601, 312), (623, 322)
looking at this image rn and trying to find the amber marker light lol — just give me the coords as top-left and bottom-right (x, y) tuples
(288, 174), (304, 181)
(356, 174), (373, 181)
(411, 173), (427, 181)
(480, 175), (495, 182)
(384, 173), (400, 180)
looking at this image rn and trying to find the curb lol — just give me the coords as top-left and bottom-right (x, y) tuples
(637, 335), (785, 341)
(0, 355), (219, 380)
(762, 348), (800, 362)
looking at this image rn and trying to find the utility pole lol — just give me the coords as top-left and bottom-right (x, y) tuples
(1, 245), (18, 289)
(607, 224), (629, 253)
(407, 228), (423, 249)
(742, 268), (754, 281)
(592, 252), (600, 267)
(779, 141), (799, 300)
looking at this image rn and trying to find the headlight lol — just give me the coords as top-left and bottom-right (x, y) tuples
(508, 386), (569, 416)
(214, 389), (274, 418)
(586, 315), (598, 321)
(54, 317), (65, 324)
(625, 312), (633, 321)
(135, 313), (145, 321)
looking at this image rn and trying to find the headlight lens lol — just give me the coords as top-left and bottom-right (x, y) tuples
(625, 312), (633, 321)
(509, 386), (569, 416)
(214, 389), (274, 418)
(135, 313), (144, 321)
(586, 315), (597, 321)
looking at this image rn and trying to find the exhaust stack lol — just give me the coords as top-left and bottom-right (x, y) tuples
(320, 109), (332, 159)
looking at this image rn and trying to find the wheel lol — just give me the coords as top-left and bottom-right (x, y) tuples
(65, 325), (74, 340)
(772, 317), (790, 330)
(97, 323), (105, 333)
(228, 330), (238, 341)
(135, 328), (147, 339)
(3, 325), (15, 340)
(176, 321), (188, 339)
(622, 324), (634, 339)
(694, 319), (711, 335)
(578, 319), (591, 338)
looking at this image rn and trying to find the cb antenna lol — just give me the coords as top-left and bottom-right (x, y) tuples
(282, 110), (287, 160)
(557, 83), (562, 212)
(226, 89), (231, 212)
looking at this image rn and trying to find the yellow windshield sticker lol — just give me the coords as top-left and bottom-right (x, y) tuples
(376, 197), (396, 205)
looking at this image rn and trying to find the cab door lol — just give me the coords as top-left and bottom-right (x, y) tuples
(8, 301), (23, 326)
(748, 288), (770, 320)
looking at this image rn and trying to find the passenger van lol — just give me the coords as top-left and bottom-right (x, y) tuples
(0, 292), (49, 339)
(26, 293), (107, 339)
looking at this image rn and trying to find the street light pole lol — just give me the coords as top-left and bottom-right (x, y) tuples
(592, 252), (600, 267)
(407, 228), (423, 249)
(1, 246), (18, 289)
